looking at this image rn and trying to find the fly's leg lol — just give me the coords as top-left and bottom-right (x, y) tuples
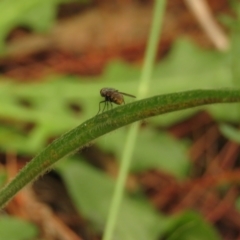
(110, 102), (113, 110)
(97, 100), (106, 115)
(105, 101), (109, 112)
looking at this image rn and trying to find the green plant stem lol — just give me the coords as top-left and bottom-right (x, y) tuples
(102, 1), (166, 240)
(138, 0), (166, 97)
(1, 89), (240, 208)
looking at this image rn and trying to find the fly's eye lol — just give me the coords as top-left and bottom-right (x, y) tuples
(100, 89), (105, 96)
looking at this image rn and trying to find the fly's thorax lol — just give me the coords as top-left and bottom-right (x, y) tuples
(100, 88), (117, 97)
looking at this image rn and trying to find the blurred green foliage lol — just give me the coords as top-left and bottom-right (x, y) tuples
(220, 123), (240, 144)
(0, 169), (7, 188)
(0, 37), (239, 238)
(57, 159), (171, 240)
(1, 1), (240, 239)
(0, 39), (239, 155)
(162, 211), (221, 240)
(0, 215), (38, 240)
(57, 158), (221, 240)
(97, 128), (190, 178)
(0, 0), (92, 53)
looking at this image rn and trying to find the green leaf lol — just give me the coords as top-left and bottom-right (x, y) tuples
(151, 39), (231, 92)
(19, 1), (58, 32)
(219, 123), (240, 143)
(0, 216), (38, 240)
(0, 169), (7, 188)
(57, 159), (172, 240)
(164, 211), (221, 240)
(149, 39), (235, 125)
(0, 0), (67, 53)
(98, 128), (190, 178)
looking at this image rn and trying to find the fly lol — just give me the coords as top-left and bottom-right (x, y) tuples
(97, 88), (136, 114)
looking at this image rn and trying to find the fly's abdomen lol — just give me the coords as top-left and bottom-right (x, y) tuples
(111, 93), (124, 105)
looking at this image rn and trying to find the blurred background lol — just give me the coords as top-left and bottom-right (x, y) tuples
(0, 0), (240, 239)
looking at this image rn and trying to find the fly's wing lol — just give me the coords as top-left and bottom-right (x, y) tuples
(118, 92), (136, 98)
